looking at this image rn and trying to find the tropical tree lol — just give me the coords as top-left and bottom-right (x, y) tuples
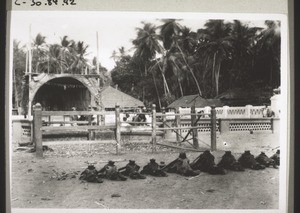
(132, 22), (167, 105)
(60, 35), (74, 73)
(70, 41), (89, 74)
(255, 20), (281, 87)
(228, 20), (262, 87)
(196, 20), (233, 96)
(47, 44), (65, 74)
(32, 33), (47, 73)
(13, 40), (26, 110)
(159, 20), (202, 97)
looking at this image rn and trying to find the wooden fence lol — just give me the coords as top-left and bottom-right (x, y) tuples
(32, 103), (217, 158)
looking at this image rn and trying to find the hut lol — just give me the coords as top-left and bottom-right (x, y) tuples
(100, 86), (144, 111)
(167, 94), (224, 110)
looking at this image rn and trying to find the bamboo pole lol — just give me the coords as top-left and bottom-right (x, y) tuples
(96, 31), (100, 75)
(28, 25), (32, 117)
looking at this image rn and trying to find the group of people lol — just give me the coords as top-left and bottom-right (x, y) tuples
(262, 105), (275, 118)
(79, 149), (280, 183)
(71, 106), (97, 126)
(122, 107), (149, 126)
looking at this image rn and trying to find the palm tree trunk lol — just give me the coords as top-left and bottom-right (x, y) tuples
(156, 59), (170, 95)
(176, 44), (202, 97)
(13, 69), (19, 108)
(172, 62), (184, 97)
(212, 52), (216, 89)
(178, 78), (183, 97)
(60, 52), (63, 74)
(215, 62), (221, 96)
(151, 71), (162, 109)
(47, 57), (50, 73)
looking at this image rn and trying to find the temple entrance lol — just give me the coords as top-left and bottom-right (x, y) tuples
(32, 77), (91, 111)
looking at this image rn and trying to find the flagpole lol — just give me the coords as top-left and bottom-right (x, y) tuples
(96, 31), (100, 87)
(96, 31), (99, 74)
(28, 24), (32, 117)
(25, 49), (28, 74)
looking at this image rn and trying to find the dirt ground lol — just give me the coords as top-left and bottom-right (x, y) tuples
(10, 131), (280, 209)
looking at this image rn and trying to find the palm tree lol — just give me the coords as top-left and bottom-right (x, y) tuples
(60, 35), (74, 73)
(70, 41), (89, 74)
(132, 22), (167, 104)
(32, 33), (47, 73)
(13, 40), (26, 110)
(196, 20), (233, 96)
(48, 44), (65, 74)
(159, 19), (182, 50)
(255, 20), (281, 87)
(229, 20), (262, 87)
(159, 20), (202, 97)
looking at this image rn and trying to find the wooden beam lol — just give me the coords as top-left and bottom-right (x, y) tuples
(156, 126), (201, 131)
(115, 105), (121, 155)
(41, 125), (116, 131)
(151, 104), (157, 153)
(33, 103), (43, 158)
(156, 142), (204, 152)
(42, 111), (113, 116)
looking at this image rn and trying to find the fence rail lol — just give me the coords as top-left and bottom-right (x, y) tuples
(176, 105), (274, 119)
(32, 103), (278, 158)
(32, 103), (218, 158)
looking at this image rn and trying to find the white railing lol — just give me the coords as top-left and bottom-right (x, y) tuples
(173, 105), (274, 119)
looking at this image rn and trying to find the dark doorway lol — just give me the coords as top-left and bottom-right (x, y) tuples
(33, 77), (91, 111)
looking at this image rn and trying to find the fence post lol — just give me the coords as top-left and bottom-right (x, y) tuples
(152, 104), (157, 153)
(271, 118), (274, 133)
(87, 113), (92, 140)
(223, 106), (229, 118)
(175, 107), (181, 143)
(33, 103), (43, 158)
(115, 105), (121, 155)
(211, 105), (217, 151)
(191, 105), (199, 149)
(161, 107), (166, 139)
(246, 105), (252, 118)
(204, 106), (211, 118)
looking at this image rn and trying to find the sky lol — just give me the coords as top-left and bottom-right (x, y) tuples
(10, 11), (271, 71)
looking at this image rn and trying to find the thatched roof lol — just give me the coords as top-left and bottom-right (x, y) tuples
(167, 95), (224, 109)
(216, 87), (273, 106)
(100, 86), (144, 108)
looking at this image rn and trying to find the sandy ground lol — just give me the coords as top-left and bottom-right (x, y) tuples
(10, 131), (280, 209)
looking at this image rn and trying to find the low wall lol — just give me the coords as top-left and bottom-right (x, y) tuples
(164, 117), (279, 139)
(11, 118), (33, 143)
(219, 118), (280, 133)
(11, 116), (279, 144)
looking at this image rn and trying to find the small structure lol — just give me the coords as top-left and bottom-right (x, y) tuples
(100, 86), (144, 111)
(270, 87), (281, 117)
(167, 95), (224, 110)
(27, 73), (103, 113)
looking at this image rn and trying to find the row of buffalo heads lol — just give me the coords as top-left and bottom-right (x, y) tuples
(80, 149), (280, 183)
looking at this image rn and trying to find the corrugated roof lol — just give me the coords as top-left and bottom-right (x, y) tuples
(100, 86), (144, 108)
(167, 95), (224, 108)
